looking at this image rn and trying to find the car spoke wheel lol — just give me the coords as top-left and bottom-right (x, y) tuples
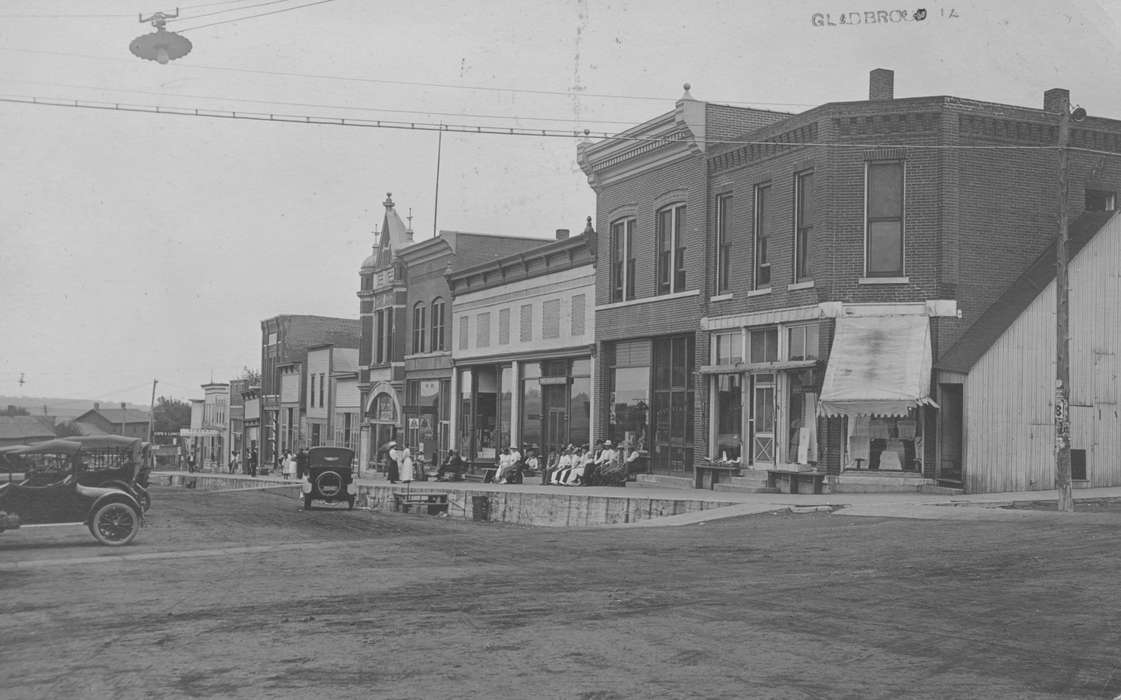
(89, 502), (140, 546)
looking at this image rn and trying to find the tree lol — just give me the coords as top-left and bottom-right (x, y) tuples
(1, 405), (30, 416)
(152, 396), (192, 435)
(53, 420), (83, 437)
(239, 365), (261, 385)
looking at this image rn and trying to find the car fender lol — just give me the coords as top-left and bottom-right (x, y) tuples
(86, 490), (144, 528)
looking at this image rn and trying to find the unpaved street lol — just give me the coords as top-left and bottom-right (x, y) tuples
(1, 487), (1120, 699)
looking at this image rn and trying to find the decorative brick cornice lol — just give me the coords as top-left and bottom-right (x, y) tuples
(709, 123), (819, 174)
(833, 111), (941, 137)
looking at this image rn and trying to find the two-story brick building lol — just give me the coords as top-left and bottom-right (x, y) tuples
(581, 70), (1121, 493)
(447, 224), (597, 466)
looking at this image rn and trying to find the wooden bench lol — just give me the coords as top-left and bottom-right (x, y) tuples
(463, 467), (497, 483)
(765, 469), (827, 495)
(392, 492), (449, 515)
(693, 461), (743, 490)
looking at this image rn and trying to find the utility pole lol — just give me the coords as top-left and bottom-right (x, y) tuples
(1054, 94), (1075, 513)
(148, 379), (158, 443)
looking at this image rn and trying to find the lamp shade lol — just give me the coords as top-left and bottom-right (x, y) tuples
(130, 28), (192, 64)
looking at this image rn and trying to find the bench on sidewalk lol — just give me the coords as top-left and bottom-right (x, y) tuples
(693, 461), (743, 490)
(392, 492), (449, 515)
(766, 469), (827, 495)
(463, 468), (497, 483)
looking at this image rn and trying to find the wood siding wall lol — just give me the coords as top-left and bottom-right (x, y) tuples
(965, 216), (1121, 492)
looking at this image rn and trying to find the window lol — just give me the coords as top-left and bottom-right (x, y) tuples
(375, 309), (394, 364)
(476, 312), (491, 348)
(319, 372), (325, 408)
(795, 171), (815, 282)
(713, 374), (742, 461)
(458, 315), (469, 350)
(543, 299), (560, 339)
(715, 193), (733, 293)
(309, 374), (315, 407)
(412, 302), (426, 354)
(520, 304), (533, 342)
(656, 204), (686, 294)
(754, 184), (772, 288)
(749, 327), (778, 363)
(499, 308), (510, 345)
(571, 294), (586, 336)
(610, 217), (636, 302)
(787, 324), (820, 361)
(713, 332), (743, 365)
(1086, 189), (1116, 211)
(430, 298), (446, 352)
(375, 310), (385, 364)
(866, 161), (904, 277)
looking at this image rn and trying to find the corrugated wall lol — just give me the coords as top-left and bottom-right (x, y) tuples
(965, 216), (1121, 492)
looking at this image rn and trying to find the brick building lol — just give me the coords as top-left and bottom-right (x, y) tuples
(447, 224), (596, 467)
(355, 193), (549, 473)
(305, 344), (359, 448)
(581, 70), (1121, 492)
(259, 314), (360, 472)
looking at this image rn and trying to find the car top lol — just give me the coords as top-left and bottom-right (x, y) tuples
(307, 446), (355, 468)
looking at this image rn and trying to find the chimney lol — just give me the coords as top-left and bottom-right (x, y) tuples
(555, 228), (570, 240)
(1044, 88), (1070, 113)
(869, 68), (894, 101)
(94, 402), (100, 410)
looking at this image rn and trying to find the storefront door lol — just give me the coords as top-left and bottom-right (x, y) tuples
(541, 383), (568, 453)
(751, 374), (776, 465)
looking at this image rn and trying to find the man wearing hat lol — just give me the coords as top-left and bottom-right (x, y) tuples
(593, 439), (620, 486)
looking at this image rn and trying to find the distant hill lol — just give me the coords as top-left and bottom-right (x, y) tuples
(0, 396), (149, 419)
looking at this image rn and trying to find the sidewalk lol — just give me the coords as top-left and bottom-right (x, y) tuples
(167, 470), (1121, 524)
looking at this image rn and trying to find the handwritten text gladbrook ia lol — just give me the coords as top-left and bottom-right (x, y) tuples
(812, 9), (929, 26)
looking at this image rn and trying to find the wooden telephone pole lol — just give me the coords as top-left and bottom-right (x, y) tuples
(1055, 96), (1075, 513)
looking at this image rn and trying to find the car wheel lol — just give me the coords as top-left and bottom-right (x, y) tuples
(303, 494), (313, 511)
(89, 502), (140, 546)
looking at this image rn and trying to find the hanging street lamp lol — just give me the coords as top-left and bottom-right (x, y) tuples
(130, 9), (192, 65)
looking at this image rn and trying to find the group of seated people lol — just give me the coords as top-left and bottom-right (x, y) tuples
(429, 439), (641, 486)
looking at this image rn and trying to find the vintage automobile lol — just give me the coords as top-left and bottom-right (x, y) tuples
(0, 439), (144, 545)
(301, 446), (356, 510)
(66, 435), (152, 512)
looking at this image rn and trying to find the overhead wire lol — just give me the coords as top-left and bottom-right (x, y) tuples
(0, 47), (817, 109)
(169, 0), (305, 24)
(176, 0), (338, 32)
(0, 76), (645, 126)
(0, 93), (1097, 153)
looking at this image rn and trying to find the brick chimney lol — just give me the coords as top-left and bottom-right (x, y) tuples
(555, 228), (570, 240)
(94, 402), (100, 410)
(1044, 88), (1070, 113)
(869, 69), (894, 101)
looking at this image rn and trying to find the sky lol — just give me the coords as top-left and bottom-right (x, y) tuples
(2, 0), (1121, 406)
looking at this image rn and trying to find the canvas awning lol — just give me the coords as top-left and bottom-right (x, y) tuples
(819, 315), (937, 418)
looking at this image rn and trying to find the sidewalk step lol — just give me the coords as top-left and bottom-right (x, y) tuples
(713, 483), (781, 494)
(630, 474), (694, 490)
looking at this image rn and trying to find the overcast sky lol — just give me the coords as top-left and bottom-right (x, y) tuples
(2, 0), (1120, 406)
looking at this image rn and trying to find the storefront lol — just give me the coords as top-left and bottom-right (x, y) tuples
(819, 314), (935, 473)
(702, 322), (823, 469)
(455, 356), (591, 465)
(606, 335), (695, 475)
(404, 377), (450, 464)
(364, 385), (401, 472)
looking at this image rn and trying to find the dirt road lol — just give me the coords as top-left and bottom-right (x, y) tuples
(1, 487), (1119, 699)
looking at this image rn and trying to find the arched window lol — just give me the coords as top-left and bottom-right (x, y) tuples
(430, 298), (446, 352)
(412, 302), (426, 354)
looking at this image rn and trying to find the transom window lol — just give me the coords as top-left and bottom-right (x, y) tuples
(715, 194), (733, 294)
(866, 161), (904, 277)
(787, 324), (820, 361)
(754, 184), (772, 288)
(749, 327), (778, 364)
(713, 332), (743, 365)
(656, 204), (686, 295)
(795, 171), (815, 282)
(610, 217), (636, 302)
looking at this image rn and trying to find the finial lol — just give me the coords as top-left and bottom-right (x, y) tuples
(384, 192), (394, 208)
(681, 82), (693, 100)
(406, 208), (414, 232)
(583, 216), (595, 235)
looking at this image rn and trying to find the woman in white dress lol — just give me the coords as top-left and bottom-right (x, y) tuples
(399, 447), (415, 483)
(282, 450), (296, 479)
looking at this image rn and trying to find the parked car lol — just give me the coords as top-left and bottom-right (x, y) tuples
(0, 439), (144, 545)
(301, 446), (356, 510)
(66, 435), (152, 512)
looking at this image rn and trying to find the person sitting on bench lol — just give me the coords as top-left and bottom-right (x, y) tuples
(436, 449), (467, 481)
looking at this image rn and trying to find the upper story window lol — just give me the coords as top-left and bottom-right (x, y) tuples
(713, 331), (743, 365)
(571, 295), (586, 336)
(754, 184), (772, 288)
(610, 217), (636, 302)
(375, 310), (386, 364)
(715, 194), (733, 294)
(412, 302), (426, 354)
(866, 161), (905, 277)
(795, 171), (815, 282)
(543, 299), (560, 339)
(458, 315), (469, 350)
(309, 373), (316, 407)
(430, 298), (446, 352)
(1086, 189), (1116, 211)
(656, 204), (686, 295)
(476, 312), (491, 348)
(499, 308), (511, 345)
(319, 372), (325, 408)
(520, 304), (533, 342)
